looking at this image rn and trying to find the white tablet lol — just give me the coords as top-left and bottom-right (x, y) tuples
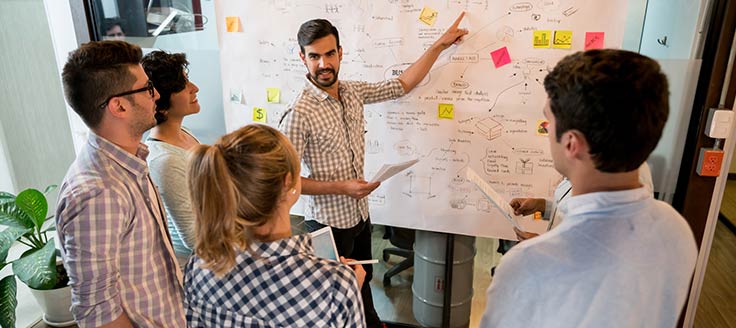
(309, 226), (340, 261)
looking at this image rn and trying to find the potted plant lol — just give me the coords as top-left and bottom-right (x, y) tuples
(0, 185), (73, 327)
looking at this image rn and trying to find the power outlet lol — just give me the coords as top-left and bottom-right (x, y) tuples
(696, 148), (724, 177)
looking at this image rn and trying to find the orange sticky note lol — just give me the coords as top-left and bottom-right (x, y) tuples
(552, 30), (573, 49)
(438, 103), (454, 119)
(533, 30), (551, 48)
(490, 47), (511, 68)
(253, 107), (267, 123)
(419, 6), (438, 26)
(585, 32), (605, 50)
(226, 16), (241, 32)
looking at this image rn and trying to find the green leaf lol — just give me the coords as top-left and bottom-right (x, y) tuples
(0, 202), (34, 229)
(13, 240), (57, 289)
(0, 192), (13, 206)
(0, 275), (17, 328)
(0, 227), (30, 263)
(43, 185), (57, 195)
(15, 189), (47, 230)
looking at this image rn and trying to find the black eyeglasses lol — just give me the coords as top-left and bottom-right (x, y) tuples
(98, 80), (155, 108)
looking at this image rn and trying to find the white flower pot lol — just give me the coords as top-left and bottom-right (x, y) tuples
(29, 285), (75, 327)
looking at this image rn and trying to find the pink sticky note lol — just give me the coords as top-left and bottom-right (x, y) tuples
(585, 32), (605, 50)
(490, 47), (511, 68)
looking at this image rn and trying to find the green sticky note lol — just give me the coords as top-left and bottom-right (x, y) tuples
(438, 103), (454, 119)
(253, 107), (267, 123)
(266, 88), (280, 103)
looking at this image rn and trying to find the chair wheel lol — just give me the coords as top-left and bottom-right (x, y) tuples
(383, 251), (390, 262)
(383, 276), (391, 287)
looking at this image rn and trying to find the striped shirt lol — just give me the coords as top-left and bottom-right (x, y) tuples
(280, 76), (404, 228)
(56, 132), (186, 327)
(184, 234), (365, 327)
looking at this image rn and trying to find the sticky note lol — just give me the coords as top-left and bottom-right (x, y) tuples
(553, 30), (573, 49)
(266, 88), (280, 103)
(229, 88), (243, 104)
(533, 30), (551, 48)
(490, 47), (512, 68)
(419, 6), (438, 26)
(226, 16), (241, 32)
(438, 104), (454, 119)
(536, 120), (549, 136)
(253, 107), (267, 123)
(585, 32), (605, 50)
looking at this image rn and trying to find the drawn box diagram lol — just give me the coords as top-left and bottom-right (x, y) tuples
(475, 118), (503, 141)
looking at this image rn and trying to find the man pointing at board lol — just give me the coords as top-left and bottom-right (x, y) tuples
(279, 13), (468, 327)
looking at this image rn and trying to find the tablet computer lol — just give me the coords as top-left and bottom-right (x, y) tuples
(309, 226), (339, 261)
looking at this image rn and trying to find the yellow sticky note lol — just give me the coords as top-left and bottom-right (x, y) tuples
(438, 103), (454, 119)
(226, 16), (241, 32)
(419, 6), (438, 26)
(533, 30), (551, 48)
(553, 30), (573, 49)
(266, 88), (280, 103)
(253, 107), (267, 123)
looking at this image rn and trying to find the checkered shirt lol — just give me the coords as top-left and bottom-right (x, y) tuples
(184, 234), (365, 327)
(279, 76), (405, 228)
(56, 132), (186, 327)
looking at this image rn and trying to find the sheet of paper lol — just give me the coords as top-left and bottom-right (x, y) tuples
(533, 30), (551, 48)
(419, 6), (438, 26)
(226, 16), (241, 32)
(465, 168), (522, 230)
(370, 159), (419, 182)
(253, 107), (267, 123)
(438, 103), (454, 119)
(490, 46), (512, 68)
(585, 32), (605, 50)
(266, 87), (280, 103)
(553, 30), (573, 49)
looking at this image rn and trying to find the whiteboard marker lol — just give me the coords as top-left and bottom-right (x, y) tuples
(346, 259), (379, 265)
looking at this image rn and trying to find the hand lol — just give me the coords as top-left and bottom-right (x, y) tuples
(514, 227), (539, 241)
(341, 179), (380, 199)
(341, 256), (366, 289)
(509, 198), (546, 216)
(432, 12), (469, 51)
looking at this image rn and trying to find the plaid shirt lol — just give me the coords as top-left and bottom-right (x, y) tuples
(280, 76), (404, 228)
(184, 234), (365, 327)
(56, 132), (186, 327)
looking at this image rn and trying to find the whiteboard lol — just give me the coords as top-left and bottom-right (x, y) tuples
(215, 0), (629, 239)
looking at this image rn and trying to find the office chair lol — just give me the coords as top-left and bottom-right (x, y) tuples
(382, 226), (415, 286)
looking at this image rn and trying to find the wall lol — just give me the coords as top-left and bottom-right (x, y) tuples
(0, 0), (77, 326)
(0, 0), (75, 195)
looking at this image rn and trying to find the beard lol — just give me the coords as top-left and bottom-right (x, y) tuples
(129, 97), (157, 135)
(310, 68), (338, 87)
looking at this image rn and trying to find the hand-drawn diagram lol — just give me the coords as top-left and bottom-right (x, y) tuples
(217, 0), (630, 239)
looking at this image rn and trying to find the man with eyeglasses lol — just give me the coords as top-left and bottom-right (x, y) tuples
(56, 41), (186, 327)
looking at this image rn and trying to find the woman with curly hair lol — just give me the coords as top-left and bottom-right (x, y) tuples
(142, 50), (201, 265)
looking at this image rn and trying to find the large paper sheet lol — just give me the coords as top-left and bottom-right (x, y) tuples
(216, 0), (629, 239)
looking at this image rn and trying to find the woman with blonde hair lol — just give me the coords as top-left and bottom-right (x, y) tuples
(184, 124), (367, 327)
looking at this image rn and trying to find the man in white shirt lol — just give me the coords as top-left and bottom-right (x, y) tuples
(481, 49), (698, 328)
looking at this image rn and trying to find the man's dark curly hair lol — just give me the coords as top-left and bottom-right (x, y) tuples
(543, 49), (669, 173)
(141, 51), (189, 124)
